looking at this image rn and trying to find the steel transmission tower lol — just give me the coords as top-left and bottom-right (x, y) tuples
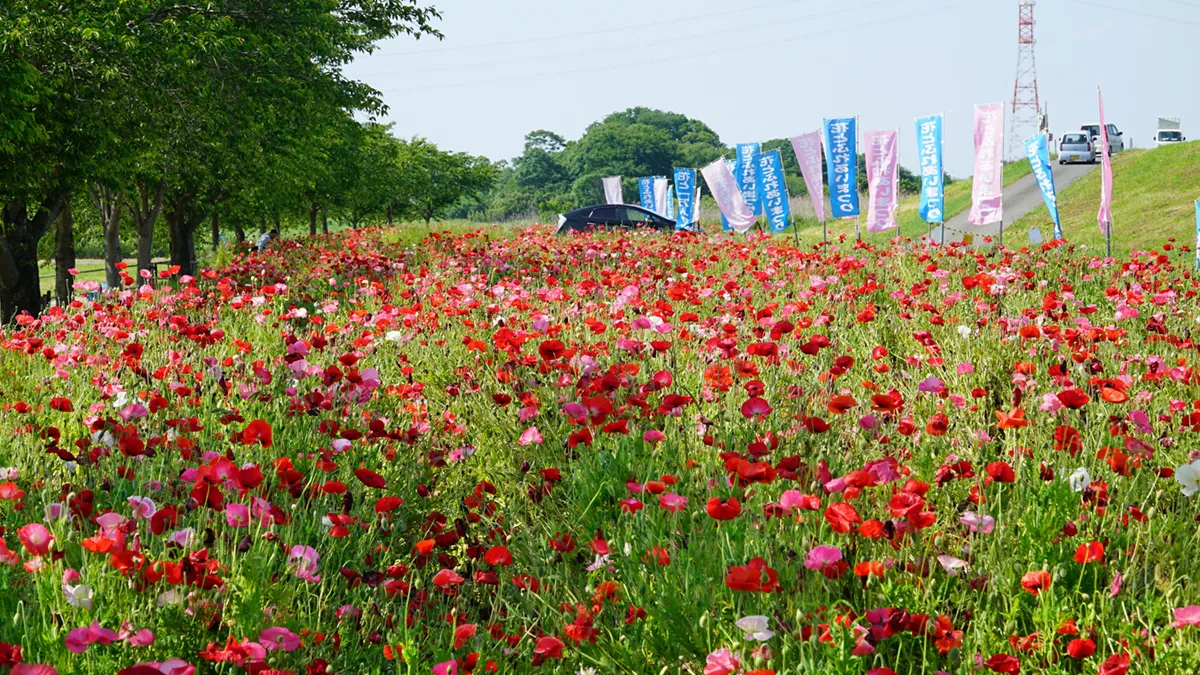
(1008, 0), (1041, 160)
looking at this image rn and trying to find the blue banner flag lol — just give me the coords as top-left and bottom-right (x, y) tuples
(755, 150), (791, 233)
(915, 114), (944, 223)
(823, 118), (860, 218)
(665, 185), (675, 220)
(721, 159), (736, 231)
(674, 168), (697, 230)
(735, 143), (762, 216)
(638, 177), (655, 211)
(1025, 134), (1062, 239)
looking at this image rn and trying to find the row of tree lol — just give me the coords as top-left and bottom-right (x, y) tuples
(0, 1), (497, 321)
(451, 108), (935, 223)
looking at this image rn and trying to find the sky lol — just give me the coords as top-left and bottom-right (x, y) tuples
(344, 0), (1199, 177)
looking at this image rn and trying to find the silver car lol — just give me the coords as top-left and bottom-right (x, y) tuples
(1058, 132), (1095, 164)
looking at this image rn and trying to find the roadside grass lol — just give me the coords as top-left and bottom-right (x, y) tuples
(1007, 142), (1200, 255)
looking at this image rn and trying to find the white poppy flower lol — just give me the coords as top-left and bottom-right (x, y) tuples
(1176, 460), (1200, 497)
(735, 615), (775, 641)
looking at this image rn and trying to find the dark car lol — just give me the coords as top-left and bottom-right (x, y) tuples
(555, 204), (675, 235)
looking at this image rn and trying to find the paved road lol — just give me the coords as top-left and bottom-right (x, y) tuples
(938, 161), (1097, 242)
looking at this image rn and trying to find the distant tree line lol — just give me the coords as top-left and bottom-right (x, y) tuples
(0, 0), (497, 321)
(450, 107), (940, 223)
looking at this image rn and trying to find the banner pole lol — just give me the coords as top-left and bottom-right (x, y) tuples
(856, 115), (862, 241)
(1106, 220), (1112, 258)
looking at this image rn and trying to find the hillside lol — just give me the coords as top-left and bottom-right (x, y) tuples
(1006, 142), (1200, 255)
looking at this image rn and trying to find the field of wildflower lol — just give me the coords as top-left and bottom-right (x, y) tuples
(2, 227), (1200, 675)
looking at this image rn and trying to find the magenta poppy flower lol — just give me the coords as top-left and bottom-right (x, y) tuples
(225, 503), (250, 528)
(804, 545), (843, 571)
(259, 626), (301, 651)
(64, 621), (119, 654)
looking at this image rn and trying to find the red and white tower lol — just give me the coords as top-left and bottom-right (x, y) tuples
(1009, 0), (1042, 160)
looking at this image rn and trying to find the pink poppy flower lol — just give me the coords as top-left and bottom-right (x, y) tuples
(518, 427), (543, 446)
(703, 648), (740, 675)
(1172, 606), (1200, 628)
(17, 523), (54, 556)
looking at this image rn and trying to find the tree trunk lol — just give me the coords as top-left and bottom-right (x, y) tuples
(210, 210), (220, 251)
(167, 192), (202, 278)
(322, 213), (328, 235)
(260, 215), (266, 237)
(309, 203), (318, 237)
(232, 218), (245, 242)
(0, 196), (67, 322)
(127, 179), (166, 281)
(89, 185), (123, 289)
(55, 202), (76, 306)
(386, 204), (393, 226)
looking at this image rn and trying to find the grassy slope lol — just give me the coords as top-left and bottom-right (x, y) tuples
(1006, 142), (1200, 255)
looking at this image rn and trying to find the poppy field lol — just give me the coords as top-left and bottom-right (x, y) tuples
(3, 228), (1200, 675)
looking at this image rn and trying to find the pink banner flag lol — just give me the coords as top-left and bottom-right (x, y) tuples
(603, 176), (623, 205)
(968, 103), (1004, 227)
(1097, 88), (1114, 236)
(865, 129), (899, 233)
(701, 157), (755, 233)
(789, 132), (825, 223)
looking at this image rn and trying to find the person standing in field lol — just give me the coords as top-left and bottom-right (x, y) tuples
(257, 228), (279, 252)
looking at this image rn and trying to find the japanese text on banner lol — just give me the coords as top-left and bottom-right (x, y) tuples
(967, 104), (1004, 227)
(823, 118), (860, 218)
(638, 178), (655, 212)
(1024, 134), (1062, 239)
(865, 130), (898, 233)
(673, 168), (697, 230)
(789, 132), (825, 223)
(755, 150), (791, 233)
(915, 115), (944, 223)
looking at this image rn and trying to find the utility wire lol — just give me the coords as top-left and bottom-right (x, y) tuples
(387, 1), (970, 94)
(386, 0), (839, 56)
(380, 0), (894, 77)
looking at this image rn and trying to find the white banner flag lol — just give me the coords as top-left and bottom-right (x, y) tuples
(701, 158), (755, 232)
(653, 177), (669, 217)
(603, 176), (623, 204)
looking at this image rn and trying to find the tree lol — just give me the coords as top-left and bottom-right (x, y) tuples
(399, 139), (497, 224)
(0, 0), (443, 319)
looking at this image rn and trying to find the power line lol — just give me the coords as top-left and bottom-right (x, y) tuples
(385, 0), (829, 56)
(377, 0), (894, 77)
(1062, 0), (1200, 25)
(388, 1), (971, 94)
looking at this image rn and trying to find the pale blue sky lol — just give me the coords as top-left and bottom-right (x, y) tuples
(344, 0), (1198, 177)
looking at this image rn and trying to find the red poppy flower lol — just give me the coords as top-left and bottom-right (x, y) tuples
(1066, 638), (1095, 659)
(1073, 541), (1104, 564)
(354, 469), (386, 489)
(824, 502), (862, 534)
(1021, 570), (1052, 595)
(828, 395), (857, 415)
(240, 420), (273, 447)
(484, 546), (513, 566)
(984, 654), (1021, 673)
(1056, 389), (1090, 409)
(706, 497), (741, 520)
(986, 461), (1016, 483)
